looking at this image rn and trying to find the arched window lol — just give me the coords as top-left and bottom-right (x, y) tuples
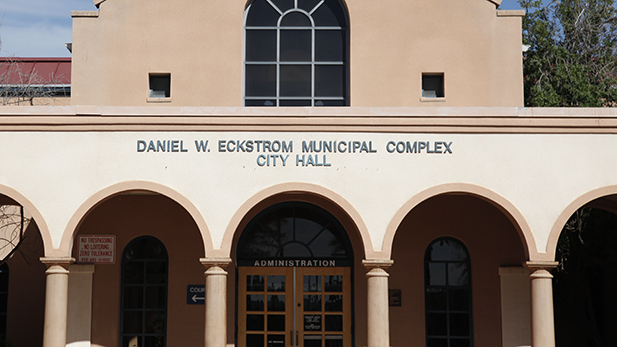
(424, 237), (473, 347)
(237, 202), (353, 264)
(244, 0), (349, 107)
(120, 236), (168, 347)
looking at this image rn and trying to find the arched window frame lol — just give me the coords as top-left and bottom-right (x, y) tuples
(244, 0), (349, 107)
(237, 201), (354, 265)
(424, 237), (473, 347)
(120, 236), (169, 347)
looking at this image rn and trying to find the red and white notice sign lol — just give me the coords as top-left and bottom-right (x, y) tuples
(78, 235), (116, 264)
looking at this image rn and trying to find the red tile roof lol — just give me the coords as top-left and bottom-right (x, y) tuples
(0, 58), (71, 85)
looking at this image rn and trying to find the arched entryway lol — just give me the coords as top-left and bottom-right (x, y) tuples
(70, 191), (205, 347)
(390, 193), (527, 347)
(235, 202), (355, 347)
(552, 196), (617, 347)
(0, 194), (46, 347)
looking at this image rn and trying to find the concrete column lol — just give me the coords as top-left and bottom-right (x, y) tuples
(525, 261), (558, 347)
(499, 266), (531, 347)
(363, 259), (394, 347)
(201, 257), (232, 347)
(40, 257), (75, 347)
(67, 264), (95, 347)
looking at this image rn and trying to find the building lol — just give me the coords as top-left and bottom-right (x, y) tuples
(0, 57), (71, 106)
(2, 1), (617, 347)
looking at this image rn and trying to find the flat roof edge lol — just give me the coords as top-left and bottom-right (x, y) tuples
(71, 10), (99, 18)
(497, 10), (526, 17)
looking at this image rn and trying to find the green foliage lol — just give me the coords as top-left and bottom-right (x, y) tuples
(519, 0), (617, 106)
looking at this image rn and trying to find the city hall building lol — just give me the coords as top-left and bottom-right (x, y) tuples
(2, 1), (617, 347)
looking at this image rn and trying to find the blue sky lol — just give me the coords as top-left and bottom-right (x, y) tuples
(1, 0), (522, 58)
(1, 0), (96, 57)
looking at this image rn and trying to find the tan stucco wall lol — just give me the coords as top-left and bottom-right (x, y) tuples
(71, 0), (523, 107)
(390, 195), (526, 347)
(71, 194), (206, 347)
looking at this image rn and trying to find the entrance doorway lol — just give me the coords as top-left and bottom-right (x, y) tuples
(236, 202), (354, 347)
(238, 267), (351, 347)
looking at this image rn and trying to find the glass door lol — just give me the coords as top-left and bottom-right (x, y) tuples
(238, 267), (351, 347)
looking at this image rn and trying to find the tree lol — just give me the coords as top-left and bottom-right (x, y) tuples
(553, 207), (617, 346)
(0, 57), (68, 106)
(0, 31), (69, 106)
(519, 0), (617, 106)
(0, 204), (31, 266)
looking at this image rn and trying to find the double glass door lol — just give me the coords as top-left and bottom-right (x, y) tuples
(238, 267), (351, 347)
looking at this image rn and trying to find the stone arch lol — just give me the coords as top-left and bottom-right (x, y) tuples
(382, 183), (535, 260)
(58, 180), (213, 256)
(215, 182), (373, 259)
(0, 183), (52, 256)
(547, 185), (617, 261)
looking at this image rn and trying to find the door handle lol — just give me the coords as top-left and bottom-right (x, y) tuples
(290, 330), (298, 346)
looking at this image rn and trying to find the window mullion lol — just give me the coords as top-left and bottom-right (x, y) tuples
(311, 26), (316, 106)
(276, 26), (281, 106)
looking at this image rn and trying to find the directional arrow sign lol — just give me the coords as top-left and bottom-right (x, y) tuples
(187, 285), (205, 305)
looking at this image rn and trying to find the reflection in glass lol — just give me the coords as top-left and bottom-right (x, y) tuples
(272, 0), (294, 12)
(268, 276), (286, 292)
(304, 295), (322, 311)
(238, 203), (352, 262)
(304, 275), (322, 292)
(299, 0), (322, 12)
(324, 276), (343, 292)
(247, 295), (265, 311)
(315, 65), (344, 97)
(448, 263), (468, 286)
(245, 65), (276, 97)
(121, 237), (167, 347)
(315, 31), (344, 62)
(280, 65), (311, 96)
(325, 295), (342, 311)
(281, 12), (311, 26)
(427, 239), (468, 262)
(246, 31), (276, 61)
(144, 311), (165, 334)
(427, 263), (446, 286)
(280, 30), (311, 61)
(244, 0), (348, 106)
(268, 295), (286, 311)
(246, 0), (279, 26)
(248, 275), (265, 291)
(424, 237), (472, 347)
